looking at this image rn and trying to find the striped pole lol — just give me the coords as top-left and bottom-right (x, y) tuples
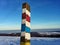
(20, 3), (31, 45)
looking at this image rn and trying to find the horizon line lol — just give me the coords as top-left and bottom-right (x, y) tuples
(0, 28), (60, 30)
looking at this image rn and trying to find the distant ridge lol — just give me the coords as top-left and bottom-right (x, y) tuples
(0, 32), (60, 38)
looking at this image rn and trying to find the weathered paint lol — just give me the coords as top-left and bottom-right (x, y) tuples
(20, 3), (30, 45)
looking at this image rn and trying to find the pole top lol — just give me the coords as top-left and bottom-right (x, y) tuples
(22, 2), (30, 12)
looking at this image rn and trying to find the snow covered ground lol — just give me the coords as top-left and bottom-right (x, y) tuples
(0, 36), (60, 45)
(0, 36), (20, 45)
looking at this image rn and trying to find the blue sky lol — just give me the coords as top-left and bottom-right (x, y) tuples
(0, 0), (60, 30)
